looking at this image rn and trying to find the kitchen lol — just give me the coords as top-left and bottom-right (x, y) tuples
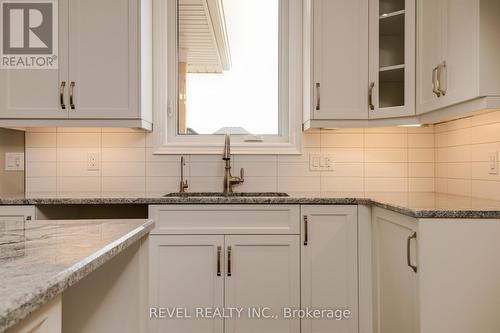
(1, 0), (500, 332)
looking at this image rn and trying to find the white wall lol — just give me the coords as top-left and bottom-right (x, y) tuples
(24, 126), (435, 198)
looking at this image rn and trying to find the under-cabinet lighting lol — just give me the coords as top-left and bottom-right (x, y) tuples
(397, 124), (423, 128)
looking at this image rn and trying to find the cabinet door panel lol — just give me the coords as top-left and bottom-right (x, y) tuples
(149, 235), (224, 333)
(301, 205), (358, 333)
(369, 0), (415, 119)
(416, 0), (443, 114)
(439, 0), (479, 106)
(68, 0), (138, 119)
(224, 235), (300, 333)
(373, 208), (418, 333)
(313, 0), (368, 120)
(0, 0), (68, 119)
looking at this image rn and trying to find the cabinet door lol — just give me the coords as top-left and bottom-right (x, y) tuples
(301, 205), (358, 333)
(372, 208), (418, 333)
(312, 0), (368, 120)
(68, 0), (139, 119)
(0, 0), (68, 119)
(149, 235), (224, 333)
(438, 0), (479, 107)
(416, 0), (443, 114)
(369, 0), (415, 119)
(417, 0), (480, 115)
(224, 235), (300, 333)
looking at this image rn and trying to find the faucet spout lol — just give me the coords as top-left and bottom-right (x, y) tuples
(223, 134), (231, 160)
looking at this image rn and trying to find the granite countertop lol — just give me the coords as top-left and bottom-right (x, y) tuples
(0, 218), (154, 333)
(2, 192), (500, 218)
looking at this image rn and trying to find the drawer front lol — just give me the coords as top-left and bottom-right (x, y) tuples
(149, 205), (300, 235)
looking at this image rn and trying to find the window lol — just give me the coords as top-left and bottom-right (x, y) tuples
(153, 0), (302, 154)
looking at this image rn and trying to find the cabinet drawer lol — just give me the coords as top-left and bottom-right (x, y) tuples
(149, 205), (300, 234)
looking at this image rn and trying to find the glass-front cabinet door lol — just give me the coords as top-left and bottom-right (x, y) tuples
(369, 0), (415, 119)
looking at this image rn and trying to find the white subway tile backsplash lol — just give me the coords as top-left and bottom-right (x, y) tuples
(364, 178), (408, 192)
(365, 163), (407, 178)
(26, 162), (57, 177)
(26, 177), (56, 193)
(57, 177), (101, 193)
(146, 162), (181, 177)
(22, 115), (500, 201)
(25, 148), (56, 162)
(364, 133), (407, 148)
(320, 163), (364, 177)
(321, 133), (364, 148)
(57, 162), (101, 177)
(25, 133), (56, 148)
(278, 163), (319, 177)
(102, 162), (145, 177)
(102, 133), (145, 148)
(146, 177), (180, 196)
(364, 148), (407, 163)
(102, 177), (146, 194)
(409, 148), (434, 163)
(102, 148), (146, 162)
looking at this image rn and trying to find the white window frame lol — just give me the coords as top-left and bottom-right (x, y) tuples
(152, 0), (303, 155)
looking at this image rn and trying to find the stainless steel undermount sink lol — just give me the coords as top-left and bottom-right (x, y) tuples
(164, 192), (289, 197)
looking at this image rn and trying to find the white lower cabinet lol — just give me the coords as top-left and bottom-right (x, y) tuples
(372, 207), (500, 333)
(224, 235), (300, 333)
(149, 204), (361, 333)
(149, 235), (224, 333)
(372, 207), (418, 333)
(301, 205), (359, 333)
(148, 205), (301, 333)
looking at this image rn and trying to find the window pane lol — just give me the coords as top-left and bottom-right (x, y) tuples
(178, 0), (279, 135)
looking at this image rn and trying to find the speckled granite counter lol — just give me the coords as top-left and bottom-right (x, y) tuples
(0, 219), (154, 333)
(1, 192), (500, 218)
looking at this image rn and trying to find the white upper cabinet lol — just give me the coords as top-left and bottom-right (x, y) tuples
(417, 0), (500, 115)
(0, 0), (152, 129)
(68, 0), (143, 120)
(369, 0), (415, 119)
(0, 1), (68, 120)
(304, 0), (369, 122)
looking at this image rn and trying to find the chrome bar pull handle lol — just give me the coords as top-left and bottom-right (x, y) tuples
(227, 246), (232, 276)
(216, 246), (222, 276)
(407, 232), (418, 273)
(69, 81), (76, 109)
(315, 82), (321, 111)
(369, 82), (375, 111)
(59, 81), (66, 109)
(303, 215), (309, 246)
(432, 66), (441, 97)
(438, 61), (447, 96)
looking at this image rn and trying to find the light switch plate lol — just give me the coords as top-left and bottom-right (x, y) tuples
(5, 152), (24, 171)
(309, 154), (333, 171)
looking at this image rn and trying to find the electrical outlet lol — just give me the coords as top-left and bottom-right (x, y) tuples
(309, 154), (333, 171)
(489, 151), (498, 175)
(5, 152), (24, 171)
(87, 152), (100, 171)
